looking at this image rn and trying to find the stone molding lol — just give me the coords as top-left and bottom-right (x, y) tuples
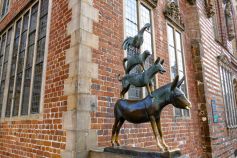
(146, 0), (158, 8)
(163, 0), (184, 31)
(204, 0), (215, 18)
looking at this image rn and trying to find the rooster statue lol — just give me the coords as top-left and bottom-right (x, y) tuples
(122, 23), (151, 53)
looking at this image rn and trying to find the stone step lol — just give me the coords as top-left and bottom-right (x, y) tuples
(89, 146), (182, 158)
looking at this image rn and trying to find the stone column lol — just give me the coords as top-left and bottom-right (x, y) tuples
(62, 0), (99, 157)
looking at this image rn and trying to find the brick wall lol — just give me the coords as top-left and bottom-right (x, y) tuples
(0, 0), (236, 157)
(197, 0), (237, 157)
(0, 0), (72, 157)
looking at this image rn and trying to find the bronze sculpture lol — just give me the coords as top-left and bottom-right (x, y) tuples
(112, 75), (191, 151)
(118, 57), (165, 98)
(123, 50), (151, 74)
(112, 23), (192, 152)
(122, 23), (151, 53)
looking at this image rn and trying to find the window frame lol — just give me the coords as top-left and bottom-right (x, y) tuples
(0, 0), (11, 20)
(123, 0), (157, 99)
(166, 22), (190, 118)
(219, 63), (237, 128)
(0, 0), (51, 121)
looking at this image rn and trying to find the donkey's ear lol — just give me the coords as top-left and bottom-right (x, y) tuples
(155, 57), (160, 64)
(171, 75), (179, 91)
(177, 76), (185, 88)
(160, 59), (164, 65)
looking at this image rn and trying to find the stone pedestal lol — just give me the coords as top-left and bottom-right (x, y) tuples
(89, 146), (182, 158)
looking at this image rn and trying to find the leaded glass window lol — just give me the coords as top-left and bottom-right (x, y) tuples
(1, 0), (10, 18)
(0, 28), (12, 117)
(0, 34), (6, 117)
(124, 0), (154, 99)
(7, 20), (21, 117)
(219, 65), (237, 128)
(0, 0), (49, 118)
(167, 24), (189, 117)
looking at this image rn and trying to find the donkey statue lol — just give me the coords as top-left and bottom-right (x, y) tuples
(111, 75), (192, 151)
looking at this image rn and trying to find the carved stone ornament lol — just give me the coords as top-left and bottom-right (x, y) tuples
(187, 0), (196, 5)
(217, 53), (237, 72)
(225, 0), (235, 41)
(163, 0), (184, 31)
(205, 0), (215, 18)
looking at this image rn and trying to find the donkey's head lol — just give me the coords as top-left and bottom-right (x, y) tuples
(169, 75), (192, 110)
(154, 57), (166, 74)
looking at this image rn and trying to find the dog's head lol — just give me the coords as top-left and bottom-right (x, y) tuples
(154, 57), (166, 74)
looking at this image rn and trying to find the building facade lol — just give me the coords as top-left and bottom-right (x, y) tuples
(0, 0), (236, 157)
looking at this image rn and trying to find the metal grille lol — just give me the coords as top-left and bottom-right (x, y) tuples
(167, 24), (189, 117)
(220, 66), (237, 128)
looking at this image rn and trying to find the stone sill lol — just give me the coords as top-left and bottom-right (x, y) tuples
(0, 113), (43, 123)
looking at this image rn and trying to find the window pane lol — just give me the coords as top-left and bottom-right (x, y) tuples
(7, 20), (22, 117)
(168, 46), (177, 79)
(13, 13), (29, 115)
(175, 31), (182, 51)
(21, 4), (39, 115)
(125, 0), (137, 25)
(0, 35), (6, 117)
(1, 0), (10, 16)
(167, 25), (174, 46)
(167, 25), (188, 117)
(177, 51), (184, 72)
(31, 0), (49, 113)
(2, 28), (13, 117)
(140, 4), (151, 30)
(31, 63), (43, 113)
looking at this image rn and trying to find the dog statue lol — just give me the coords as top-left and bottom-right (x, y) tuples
(118, 57), (166, 98)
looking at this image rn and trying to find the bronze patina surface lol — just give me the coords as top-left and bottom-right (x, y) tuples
(118, 57), (165, 98)
(112, 76), (191, 151)
(112, 23), (192, 152)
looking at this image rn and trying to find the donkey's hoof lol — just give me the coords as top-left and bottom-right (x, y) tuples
(164, 147), (169, 152)
(115, 141), (120, 146)
(111, 141), (115, 147)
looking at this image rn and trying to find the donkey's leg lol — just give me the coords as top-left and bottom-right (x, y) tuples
(115, 119), (125, 146)
(150, 116), (164, 151)
(156, 119), (169, 151)
(120, 85), (130, 98)
(111, 118), (119, 146)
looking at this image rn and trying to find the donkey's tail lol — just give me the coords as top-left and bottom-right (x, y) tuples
(117, 74), (123, 81)
(123, 58), (128, 73)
